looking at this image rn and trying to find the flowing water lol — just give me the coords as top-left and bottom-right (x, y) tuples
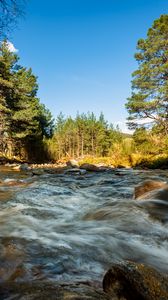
(0, 167), (168, 287)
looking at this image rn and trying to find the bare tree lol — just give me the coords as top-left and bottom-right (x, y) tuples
(0, 0), (26, 37)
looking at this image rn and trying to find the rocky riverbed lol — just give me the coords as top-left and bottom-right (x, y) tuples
(0, 165), (168, 299)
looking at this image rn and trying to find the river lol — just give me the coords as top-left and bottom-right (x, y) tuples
(0, 167), (168, 289)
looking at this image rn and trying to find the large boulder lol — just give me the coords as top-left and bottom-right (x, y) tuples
(103, 261), (168, 300)
(0, 239), (25, 282)
(134, 180), (168, 222)
(80, 163), (101, 172)
(134, 180), (167, 200)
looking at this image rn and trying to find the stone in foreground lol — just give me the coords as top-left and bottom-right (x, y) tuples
(0, 282), (111, 300)
(103, 261), (168, 300)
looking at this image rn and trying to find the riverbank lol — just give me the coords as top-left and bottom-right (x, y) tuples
(1, 153), (168, 170)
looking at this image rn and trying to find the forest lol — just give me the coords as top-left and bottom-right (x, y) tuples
(0, 12), (168, 168)
(1, 3), (168, 300)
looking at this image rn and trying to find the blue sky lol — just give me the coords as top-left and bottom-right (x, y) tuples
(11, 0), (168, 132)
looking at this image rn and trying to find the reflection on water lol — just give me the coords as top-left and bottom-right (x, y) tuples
(0, 167), (168, 285)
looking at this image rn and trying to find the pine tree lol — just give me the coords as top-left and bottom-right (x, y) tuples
(0, 41), (54, 160)
(126, 15), (168, 134)
(54, 112), (66, 159)
(0, 41), (16, 154)
(50, 112), (123, 160)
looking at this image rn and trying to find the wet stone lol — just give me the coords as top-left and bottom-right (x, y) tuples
(32, 169), (45, 176)
(133, 180), (168, 222)
(80, 163), (102, 172)
(134, 180), (167, 200)
(0, 282), (111, 300)
(64, 168), (87, 175)
(103, 261), (168, 300)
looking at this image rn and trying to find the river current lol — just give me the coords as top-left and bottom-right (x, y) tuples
(0, 167), (168, 285)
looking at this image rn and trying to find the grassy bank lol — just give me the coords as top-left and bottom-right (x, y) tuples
(59, 153), (168, 169)
(1, 153), (168, 170)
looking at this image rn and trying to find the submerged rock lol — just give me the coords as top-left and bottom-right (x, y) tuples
(0, 238), (26, 282)
(134, 180), (168, 222)
(64, 168), (87, 175)
(103, 261), (168, 300)
(0, 282), (111, 300)
(32, 169), (44, 176)
(134, 180), (167, 200)
(83, 207), (113, 221)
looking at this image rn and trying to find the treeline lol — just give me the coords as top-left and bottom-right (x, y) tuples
(46, 112), (123, 160)
(0, 41), (53, 161)
(0, 41), (125, 163)
(1, 14), (168, 166)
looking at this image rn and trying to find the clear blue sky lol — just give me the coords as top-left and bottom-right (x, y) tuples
(11, 0), (167, 132)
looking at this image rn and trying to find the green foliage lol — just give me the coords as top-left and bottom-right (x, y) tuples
(130, 154), (168, 169)
(0, 41), (54, 161)
(147, 156), (168, 169)
(133, 128), (151, 154)
(126, 15), (168, 134)
(132, 126), (167, 155)
(124, 15), (168, 168)
(47, 112), (124, 161)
